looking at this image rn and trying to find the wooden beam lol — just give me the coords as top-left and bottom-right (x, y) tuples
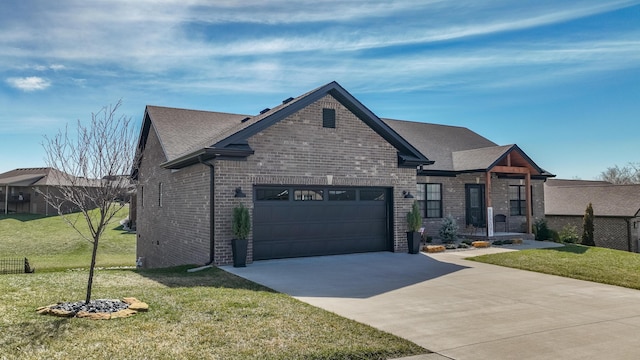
(526, 172), (532, 234)
(491, 166), (530, 174)
(486, 171), (492, 237)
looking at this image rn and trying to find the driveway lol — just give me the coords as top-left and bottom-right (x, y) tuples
(223, 244), (640, 359)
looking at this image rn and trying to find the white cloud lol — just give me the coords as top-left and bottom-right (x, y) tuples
(6, 76), (52, 91)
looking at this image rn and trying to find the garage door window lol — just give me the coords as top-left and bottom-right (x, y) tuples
(328, 189), (356, 201)
(360, 189), (385, 201)
(256, 188), (289, 201)
(294, 189), (324, 201)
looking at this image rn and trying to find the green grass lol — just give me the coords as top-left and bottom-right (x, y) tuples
(0, 266), (426, 359)
(470, 244), (640, 289)
(0, 209), (427, 359)
(0, 208), (135, 271)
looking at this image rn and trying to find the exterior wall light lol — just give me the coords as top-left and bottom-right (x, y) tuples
(402, 190), (414, 199)
(234, 187), (246, 198)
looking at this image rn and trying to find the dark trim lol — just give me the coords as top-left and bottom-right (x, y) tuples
(214, 81), (432, 167)
(162, 147), (254, 169)
(198, 156), (216, 265)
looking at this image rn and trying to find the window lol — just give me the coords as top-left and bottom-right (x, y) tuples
(509, 185), (529, 216)
(256, 188), (289, 201)
(294, 189), (324, 201)
(158, 183), (163, 207)
(322, 108), (336, 128)
(360, 189), (385, 201)
(425, 184), (442, 218)
(328, 189), (356, 201)
(416, 183), (442, 218)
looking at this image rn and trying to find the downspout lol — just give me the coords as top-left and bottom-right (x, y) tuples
(625, 218), (632, 252)
(198, 157), (216, 265)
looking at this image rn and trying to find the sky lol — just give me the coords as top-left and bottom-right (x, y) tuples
(1, 0), (639, 180)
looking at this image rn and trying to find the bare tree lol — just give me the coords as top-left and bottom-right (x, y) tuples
(598, 163), (640, 184)
(42, 100), (137, 304)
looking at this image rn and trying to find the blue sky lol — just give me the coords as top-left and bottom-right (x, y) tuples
(1, 0), (639, 179)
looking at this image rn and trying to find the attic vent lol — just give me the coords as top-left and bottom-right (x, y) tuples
(282, 97), (294, 104)
(259, 108), (270, 114)
(322, 108), (336, 129)
(241, 117), (250, 123)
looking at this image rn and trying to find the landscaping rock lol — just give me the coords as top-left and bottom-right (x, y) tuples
(36, 297), (148, 319)
(472, 241), (490, 248)
(424, 245), (446, 253)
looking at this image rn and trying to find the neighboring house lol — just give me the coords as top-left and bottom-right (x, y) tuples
(0, 167), (69, 215)
(545, 179), (640, 252)
(133, 81), (554, 268)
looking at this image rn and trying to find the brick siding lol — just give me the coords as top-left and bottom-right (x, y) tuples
(137, 94), (416, 267)
(418, 174), (545, 238)
(546, 215), (638, 252)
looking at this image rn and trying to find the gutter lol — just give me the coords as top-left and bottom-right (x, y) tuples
(198, 156), (216, 265)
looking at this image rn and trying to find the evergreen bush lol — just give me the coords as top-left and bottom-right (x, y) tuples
(439, 215), (458, 243)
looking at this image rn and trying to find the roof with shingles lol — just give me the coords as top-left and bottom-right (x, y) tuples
(145, 106), (249, 162)
(544, 183), (640, 217)
(383, 119), (497, 171)
(0, 168), (85, 186)
(138, 81), (431, 170)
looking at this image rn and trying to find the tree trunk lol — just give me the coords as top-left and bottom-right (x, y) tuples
(85, 238), (100, 304)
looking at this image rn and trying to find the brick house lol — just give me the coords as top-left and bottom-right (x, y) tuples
(133, 81), (554, 268)
(0, 168), (69, 215)
(545, 179), (640, 252)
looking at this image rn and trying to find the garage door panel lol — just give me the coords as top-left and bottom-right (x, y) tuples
(253, 186), (391, 260)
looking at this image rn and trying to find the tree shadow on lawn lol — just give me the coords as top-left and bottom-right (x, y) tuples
(136, 265), (277, 293)
(539, 244), (589, 255)
(0, 213), (49, 222)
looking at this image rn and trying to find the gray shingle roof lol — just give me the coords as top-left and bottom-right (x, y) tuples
(0, 168), (85, 186)
(145, 106), (250, 162)
(544, 183), (640, 217)
(452, 145), (514, 171)
(383, 119), (497, 171)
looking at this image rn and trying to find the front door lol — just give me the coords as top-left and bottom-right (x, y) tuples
(465, 184), (485, 227)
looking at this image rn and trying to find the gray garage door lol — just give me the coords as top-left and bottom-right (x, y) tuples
(253, 186), (392, 260)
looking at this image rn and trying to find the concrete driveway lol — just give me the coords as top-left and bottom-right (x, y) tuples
(223, 244), (640, 359)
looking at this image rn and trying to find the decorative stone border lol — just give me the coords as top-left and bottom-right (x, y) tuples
(36, 297), (148, 320)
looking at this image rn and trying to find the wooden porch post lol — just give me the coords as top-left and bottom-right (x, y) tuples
(486, 171), (492, 237)
(4, 185), (7, 215)
(525, 171), (532, 234)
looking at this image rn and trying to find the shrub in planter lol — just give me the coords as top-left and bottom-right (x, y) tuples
(232, 203), (251, 267)
(406, 201), (422, 254)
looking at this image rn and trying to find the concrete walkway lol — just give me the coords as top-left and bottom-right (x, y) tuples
(223, 242), (640, 359)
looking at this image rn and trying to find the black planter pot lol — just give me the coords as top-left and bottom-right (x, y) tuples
(407, 231), (421, 254)
(232, 239), (248, 267)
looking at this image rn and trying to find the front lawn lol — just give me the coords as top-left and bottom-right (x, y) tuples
(0, 209), (427, 359)
(0, 266), (426, 359)
(469, 244), (640, 290)
(0, 207), (135, 271)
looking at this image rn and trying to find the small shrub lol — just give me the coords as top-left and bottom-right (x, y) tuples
(444, 243), (457, 250)
(439, 215), (459, 243)
(457, 243), (470, 249)
(559, 225), (579, 243)
(406, 201), (422, 232)
(461, 239), (473, 246)
(502, 239), (513, 245)
(533, 218), (551, 241)
(582, 203), (595, 246)
(550, 229), (560, 242)
(493, 240), (504, 246)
